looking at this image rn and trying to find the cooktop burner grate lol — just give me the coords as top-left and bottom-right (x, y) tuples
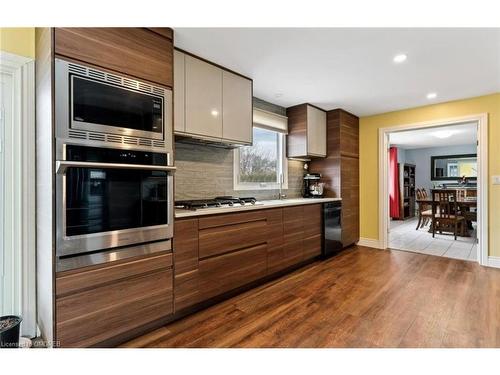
(175, 197), (257, 210)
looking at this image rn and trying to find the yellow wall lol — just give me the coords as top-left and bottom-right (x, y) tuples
(359, 93), (500, 256)
(0, 28), (35, 58)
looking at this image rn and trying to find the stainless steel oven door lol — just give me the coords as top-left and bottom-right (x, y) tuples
(55, 161), (175, 258)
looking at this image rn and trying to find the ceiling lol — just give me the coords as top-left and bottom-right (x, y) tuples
(389, 122), (477, 149)
(174, 28), (500, 116)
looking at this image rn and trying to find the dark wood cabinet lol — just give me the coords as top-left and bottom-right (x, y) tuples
(309, 109), (359, 247)
(55, 252), (174, 347)
(54, 27), (173, 87)
(199, 243), (268, 300)
(282, 206), (305, 266)
(173, 219), (200, 311)
(173, 205), (323, 313)
(303, 204), (323, 259)
(286, 103), (327, 158)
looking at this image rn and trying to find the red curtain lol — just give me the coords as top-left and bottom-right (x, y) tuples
(389, 147), (400, 219)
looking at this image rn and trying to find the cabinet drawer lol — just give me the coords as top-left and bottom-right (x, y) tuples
(174, 269), (200, 312)
(55, 28), (173, 87)
(57, 268), (173, 347)
(283, 240), (304, 266)
(303, 204), (322, 238)
(199, 243), (267, 300)
(303, 234), (322, 260)
(56, 252), (172, 297)
(199, 211), (268, 259)
(283, 206), (304, 244)
(266, 208), (283, 248)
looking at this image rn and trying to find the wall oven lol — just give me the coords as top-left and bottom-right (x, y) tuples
(55, 145), (174, 271)
(54, 58), (174, 271)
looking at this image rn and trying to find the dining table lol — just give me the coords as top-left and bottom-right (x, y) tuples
(416, 197), (477, 236)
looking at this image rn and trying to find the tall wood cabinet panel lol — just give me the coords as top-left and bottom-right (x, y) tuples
(222, 70), (253, 144)
(173, 49), (186, 133)
(54, 28), (173, 87)
(184, 55), (223, 138)
(309, 109), (359, 247)
(286, 103), (327, 158)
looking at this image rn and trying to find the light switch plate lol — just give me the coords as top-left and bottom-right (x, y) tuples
(493, 176), (500, 185)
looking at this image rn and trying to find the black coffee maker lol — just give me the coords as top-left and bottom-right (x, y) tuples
(303, 173), (324, 198)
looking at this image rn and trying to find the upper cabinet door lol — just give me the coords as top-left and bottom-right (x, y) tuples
(222, 71), (253, 144)
(185, 55), (223, 138)
(54, 28), (173, 87)
(173, 50), (186, 133)
(307, 105), (327, 157)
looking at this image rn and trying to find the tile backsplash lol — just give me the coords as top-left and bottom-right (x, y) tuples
(174, 142), (305, 201)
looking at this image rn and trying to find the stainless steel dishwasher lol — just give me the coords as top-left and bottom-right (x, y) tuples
(322, 201), (343, 258)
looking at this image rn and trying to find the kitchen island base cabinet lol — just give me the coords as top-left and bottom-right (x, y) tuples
(174, 204), (324, 313)
(55, 252), (173, 348)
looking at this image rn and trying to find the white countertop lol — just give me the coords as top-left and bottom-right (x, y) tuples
(175, 197), (341, 218)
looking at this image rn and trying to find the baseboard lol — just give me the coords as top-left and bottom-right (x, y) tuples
(487, 256), (500, 269)
(357, 237), (384, 249)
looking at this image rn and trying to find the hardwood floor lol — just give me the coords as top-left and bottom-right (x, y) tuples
(121, 246), (500, 348)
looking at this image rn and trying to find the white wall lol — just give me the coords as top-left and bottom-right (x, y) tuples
(402, 144), (477, 191)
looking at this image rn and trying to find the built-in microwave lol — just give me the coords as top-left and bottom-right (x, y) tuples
(55, 57), (173, 155)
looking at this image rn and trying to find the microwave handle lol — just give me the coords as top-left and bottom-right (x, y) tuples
(56, 160), (177, 175)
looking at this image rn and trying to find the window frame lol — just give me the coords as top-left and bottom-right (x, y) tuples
(233, 125), (288, 191)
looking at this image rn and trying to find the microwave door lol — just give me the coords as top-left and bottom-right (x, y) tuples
(70, 75), (165, 140)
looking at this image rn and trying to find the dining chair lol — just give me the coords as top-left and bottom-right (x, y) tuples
(415, 188), (432, 230)
(431, 189), (466, 240)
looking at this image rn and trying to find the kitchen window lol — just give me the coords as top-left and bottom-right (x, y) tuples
(234, 125), (288, 190)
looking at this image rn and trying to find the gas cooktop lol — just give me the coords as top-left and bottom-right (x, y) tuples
(175, 196), (260, 211)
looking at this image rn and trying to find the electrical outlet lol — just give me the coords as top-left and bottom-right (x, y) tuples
(493, 176), (500, 185)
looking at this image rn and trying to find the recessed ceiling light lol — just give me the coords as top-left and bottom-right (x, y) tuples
(210, 110), (219, 116)
(426, 92), (437, 99)
(393, 54), (407, 63)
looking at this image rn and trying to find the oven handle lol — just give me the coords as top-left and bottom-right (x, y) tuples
(56, 160), (177, 174)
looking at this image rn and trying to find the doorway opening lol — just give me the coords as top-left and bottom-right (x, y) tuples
(378, 114), (488, 265)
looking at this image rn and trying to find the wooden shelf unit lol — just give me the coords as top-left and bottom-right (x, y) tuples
(399, 163), (416, 220)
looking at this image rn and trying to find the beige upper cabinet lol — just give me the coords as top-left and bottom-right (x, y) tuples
(286, 104), (327, 158)
(306, 105), (327, 157)
(173, 50), (185, 132)
(174, 50), (253, 144)
(184, 54), (223, 138)
(222, 70), (252, 144)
